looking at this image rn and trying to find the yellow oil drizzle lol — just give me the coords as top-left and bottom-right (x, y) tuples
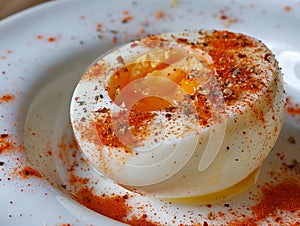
(164, 168), (260, 204)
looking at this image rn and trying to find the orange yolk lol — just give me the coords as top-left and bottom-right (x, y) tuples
(107, 50), (202, 112)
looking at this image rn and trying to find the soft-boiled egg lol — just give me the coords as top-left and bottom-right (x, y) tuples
(70, 30), (285, 198)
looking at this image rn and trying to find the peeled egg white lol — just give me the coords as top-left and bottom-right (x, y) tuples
(70, 30), (285, 198)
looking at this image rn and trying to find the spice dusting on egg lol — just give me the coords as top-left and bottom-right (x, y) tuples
(71, 29), (285, 198)
(94, 108), (156, 152)
(88, 30), (273, 150)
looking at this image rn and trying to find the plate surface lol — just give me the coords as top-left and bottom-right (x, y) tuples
(1, 0), (300, 225)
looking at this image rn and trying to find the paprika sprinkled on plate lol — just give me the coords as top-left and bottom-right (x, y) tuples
(0, 134), (14, 154)
(286, 97), (300, 116)
(19, 166), (42, 179)
(0, 94), (15, 103)
(73, 188), (130, 221)
(1, 1), (300, 225)
(73, 187), (158, 225)
(228, 179), (300, 225)
(121, 15), (134, 24)
(96, 23), (103, 31)
(47, 37), (57, 42)
(155, 10), (165, 19)
(284, 6), (292, 12)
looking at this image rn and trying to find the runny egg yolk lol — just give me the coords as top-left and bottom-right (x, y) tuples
(107, 48), (205, 112)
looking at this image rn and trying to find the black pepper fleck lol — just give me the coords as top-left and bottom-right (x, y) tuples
(165, 113), (172, 118)
(0, 134), (9, 138)
(288, 136), (296, 144)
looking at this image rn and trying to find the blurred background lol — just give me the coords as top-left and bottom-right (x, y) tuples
(0, 0), (49, 19)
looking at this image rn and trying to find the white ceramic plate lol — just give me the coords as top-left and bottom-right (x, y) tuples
(1, 0), (300, 225)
